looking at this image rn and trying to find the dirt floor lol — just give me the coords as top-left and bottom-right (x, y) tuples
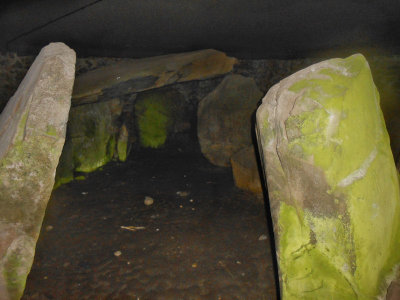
(22, 147), (278, 300)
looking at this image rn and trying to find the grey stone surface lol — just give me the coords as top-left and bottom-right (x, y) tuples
(0, 43), (75, 299)
(72, 49), (237, 105)
(198, 74), (263, 167)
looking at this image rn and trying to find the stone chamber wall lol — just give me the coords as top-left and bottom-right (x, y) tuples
(1, 51), (399, 191)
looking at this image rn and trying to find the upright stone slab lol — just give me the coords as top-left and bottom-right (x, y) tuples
(256, 54), (400, 299)
(198, 74), (263, 167)
(0, 43), (75, 299)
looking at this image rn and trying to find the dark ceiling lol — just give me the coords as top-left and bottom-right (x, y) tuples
(1, 0), (400, 59)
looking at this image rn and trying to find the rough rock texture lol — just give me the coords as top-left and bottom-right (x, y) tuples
(198, 74), (263, 167)
(230, 146), (263, 195)
(55, 98), (123, 187)
(0, 43), (75, 300)
(72, 49), (237, 106)
(256, 54), (400, 299)
(134, 88), (186, 148)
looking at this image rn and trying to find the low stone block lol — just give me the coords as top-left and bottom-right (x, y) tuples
(0, 43), (75, 299)
(256, 54), (400, 299)
(230, 146), (263, 195)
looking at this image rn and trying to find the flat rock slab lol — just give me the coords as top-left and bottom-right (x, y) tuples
(72, 49), (237, 105)
(0, 43), (75, 299)
(256, 54), (400, 299)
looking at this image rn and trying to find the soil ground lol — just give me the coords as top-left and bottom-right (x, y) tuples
(22, 147), (278, 300)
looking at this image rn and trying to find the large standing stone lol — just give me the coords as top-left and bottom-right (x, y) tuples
(256, 54), (400, 299)
(0, 43), (75, 299)
(198, 74), (263, 167)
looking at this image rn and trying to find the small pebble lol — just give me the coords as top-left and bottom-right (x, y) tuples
(192, 263), (197, 268)
(156, 228), (160, 232)
(258, 234), (268, 241)
(236, 261), (241, 264)
(81, 192), (88, 195)
(45, 225), (53, 231)
(114, 250), (122, 257)
(43, 276), (48, 280)
(189, 199), (194, 203)
(144, 196), (154, 206)
(176, 191), (189, 197)
(179, 205), (183, 208)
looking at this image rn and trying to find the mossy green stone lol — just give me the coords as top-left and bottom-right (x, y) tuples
(135, 88), (184, 148)
(54, 98), (123, 187)
(256, 54), (400, 299)
(70, 99), (120, 173)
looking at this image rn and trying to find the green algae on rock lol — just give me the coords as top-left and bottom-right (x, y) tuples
(135, 88), (185, 148)
(0, 43), (75, 300)
(256, 54), (400, 299)
(55, 98), (123, 187)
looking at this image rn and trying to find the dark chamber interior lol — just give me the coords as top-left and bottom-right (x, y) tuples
(1, 1), (400, 299)
(22, 148), (276, 299)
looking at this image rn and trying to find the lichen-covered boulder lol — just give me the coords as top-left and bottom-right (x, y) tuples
(198, 74), (263, 167)
(0, 43), (75, 299)
(135, 88), (186, 148)
(256, 54), (400, 299)
(230, 145), (263, 195)
(55, 98), (124, 187)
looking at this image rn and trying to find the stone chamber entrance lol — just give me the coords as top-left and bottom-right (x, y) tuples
(1, 47), (285, 299)
(1, 45), (400, 300)
(2, 2), (400, 299)
(22, 146), (277, 299)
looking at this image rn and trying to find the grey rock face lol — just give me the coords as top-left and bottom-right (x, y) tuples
(72, 49), (238, 105)
(0, 43), (75, 299)
(198, 74), (263, 167)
